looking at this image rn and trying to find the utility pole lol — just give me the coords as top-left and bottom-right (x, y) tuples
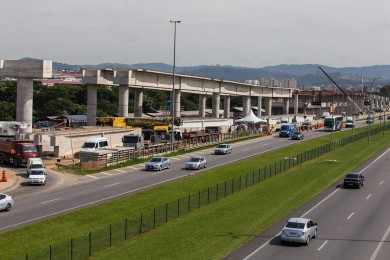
(169, 19), (181, 151)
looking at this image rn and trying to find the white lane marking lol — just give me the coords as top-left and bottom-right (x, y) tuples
(40, 198), (60, 205)
(103, 182), (121, 188)
(317, 240), (328, 251)
(366, 193), (372, 200)
(85, 175), (99, 179)
(369, 224), (390, 260)
(242, 148), (390, 260)
(347, 212), (355, 220)
(379, 180), (384, 186)
(114, 169), (126, 174)
(103, 172), (114, 176)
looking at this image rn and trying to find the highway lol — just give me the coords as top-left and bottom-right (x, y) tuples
(227, 148), (390, 260)
(0, 129), (331, 231)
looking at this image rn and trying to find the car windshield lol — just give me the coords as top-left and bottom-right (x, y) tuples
(82, 142), (96, 148)
(150, 158), (163, 163)
(23, 145), (37, 153)
(31, 164), (43, 169)
(190, 158), (201, 162)
(345, 174), (359, 179)
(30, 171), (45, 176)
(281, 125), (291, 131)
(217, 144), (228, 148)
(123, 136), (139, 143)
(286, 222), (305, 229)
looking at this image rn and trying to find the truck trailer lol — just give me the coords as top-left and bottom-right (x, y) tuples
(0, 139), (39, 167)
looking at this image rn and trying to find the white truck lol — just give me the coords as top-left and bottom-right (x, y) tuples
(80, 137), (109, 152)
(345, 116), (354, 128)
(26, 158), (47, 185)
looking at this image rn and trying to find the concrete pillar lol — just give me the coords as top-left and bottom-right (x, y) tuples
(243, 96), (251, 116)
(174, 90), (181, 118)
(212, 93), (220, 118)
(264, 98), (272, 117)
(87, 85), (97, 126)
(118, 85), (129, 117)
(199, 95), (206, 118)
(134, 88), (143, 118)
(16, 78), (33, 132)
(284, 98), (290, 115)
(257, 96), (262, 117)
(294, 94), (299, 115)
(223, 96), (231, 119)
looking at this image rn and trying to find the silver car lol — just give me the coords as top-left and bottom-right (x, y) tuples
(0, 193), (14, 211)
(280, 217), (318, 245)
(185, 156), (207, 170)
(214, 144), (232, 155)
(145, 157), (170, 171)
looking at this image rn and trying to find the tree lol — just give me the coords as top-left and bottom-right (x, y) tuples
(379, 85), (390, 97)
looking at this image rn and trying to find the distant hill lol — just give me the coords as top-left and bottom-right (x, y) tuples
(51, 60), (390, 87)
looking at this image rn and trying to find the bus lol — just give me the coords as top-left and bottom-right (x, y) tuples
(324, 116), (343, 131)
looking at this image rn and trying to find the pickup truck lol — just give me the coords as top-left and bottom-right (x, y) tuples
(343, 172), (364, 188)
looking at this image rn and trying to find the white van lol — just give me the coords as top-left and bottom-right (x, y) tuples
(80, 137), (109, 152)
(26, 158), (45, 175)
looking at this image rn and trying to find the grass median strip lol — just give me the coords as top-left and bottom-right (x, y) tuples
(0, 127), (369, 259)
(93, 129), (390, 260)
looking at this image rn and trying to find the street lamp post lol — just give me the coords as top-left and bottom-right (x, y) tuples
(170, 19), (181, 151)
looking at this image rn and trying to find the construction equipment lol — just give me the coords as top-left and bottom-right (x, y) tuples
(318, 66), (363, 114)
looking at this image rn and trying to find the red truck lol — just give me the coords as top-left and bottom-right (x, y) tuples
(0, 139), (39, 167)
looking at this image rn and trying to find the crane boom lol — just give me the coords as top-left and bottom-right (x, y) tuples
(318, 66), (363, 114)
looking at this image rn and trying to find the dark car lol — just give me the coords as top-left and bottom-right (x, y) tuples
(343, 173), (364, 188)
(291, 131), (304, 140)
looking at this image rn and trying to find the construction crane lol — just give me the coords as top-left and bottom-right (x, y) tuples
(318, 66), (363, 114)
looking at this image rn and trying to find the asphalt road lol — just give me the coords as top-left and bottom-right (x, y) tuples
(0, 128), (335, 231)
(227, 147), (390, 260)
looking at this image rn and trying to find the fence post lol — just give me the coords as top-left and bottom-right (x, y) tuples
(49, 245), (52, 260)
(216, 184), (219, 200)
(89, 232), (92, 256)
(70, 238), (73, 260)
(224, 181), (227, 196)
(139, 214), (143, 234)
(25, 254), (28, 260)
(153, 208), (156, 229)
(207, 187), (210, 204)
(177, 199), (180, 217)
(188, 194), (191, 212)
(109, 224), (112, 247)
(165, 203), (169, 223)
(232, 179), (235, 193)
(198, 191), (201, 208)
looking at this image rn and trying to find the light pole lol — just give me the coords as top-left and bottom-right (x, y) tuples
(170, 19), (181, 151)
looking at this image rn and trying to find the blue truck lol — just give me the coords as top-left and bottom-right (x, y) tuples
(279, 123), (297, 138)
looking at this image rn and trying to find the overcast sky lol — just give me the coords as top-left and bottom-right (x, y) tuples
(0, 0), (388, 67)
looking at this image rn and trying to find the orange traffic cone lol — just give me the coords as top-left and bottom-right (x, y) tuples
(1, 170), (7, 182)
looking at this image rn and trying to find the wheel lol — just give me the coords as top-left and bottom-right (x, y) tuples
(305, 236), (310, 245)
(5, 203), (11, 211)
(313, 229), (317, 239)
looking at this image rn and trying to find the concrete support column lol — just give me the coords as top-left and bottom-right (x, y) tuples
(284, 98), (290, 115)
(87, 85), (97, 126)
(212, 93), (220, 118)
(264, 98), (272, 117)
(199, 95), (206, 118)
(257, 96), (262, 117)
(294, 94), (299, 115)
(223, 96), (231, 119)
(118, 85), (129, 117)
(134, 88), (143, 118)
(174, 90), (181, 118)
(16, 78), (34, 132)
(243, 96), (251, 116)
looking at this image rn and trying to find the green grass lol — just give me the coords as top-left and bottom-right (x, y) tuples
(93, 130), (390, 260)
(0, 127), (369, 258)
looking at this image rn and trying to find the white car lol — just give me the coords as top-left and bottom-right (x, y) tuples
(26, 157), (45, 176)
(0, 193), (14, 211)
(280, 217), (318, 245)
(214, 144), (232, 155)
(26, 169), (47, 185)
(185, 156), (207, 170)
(145, 157), (171, 171)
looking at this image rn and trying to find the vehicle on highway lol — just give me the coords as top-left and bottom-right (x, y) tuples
(343, 172), (364, 188)
(280, 217), (318, 245)
(345, 116), (354, 128)
(145, 157), (170, 171)
(0, 139), (38, 167)
(367, 112), (374, 124)
(324, 115), (343, 131)
(214, 143), (232, 155)
(80, 137), (109, 152)
(185, 156), (207, 170)
(26, 169), (47, 185)
(279, 124), (297, 138)
(291, 131), (304, 140)
(26, 157), (45, 176)
(0, 193), (14, 211)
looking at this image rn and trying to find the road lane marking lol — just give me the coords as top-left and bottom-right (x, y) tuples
(317, 240), (328, 251)
(379, 180), (384, 186)
(242, 148), (390, 260)
(347, 212), (355, 220)
(85, 175), (99, 179)
(114, 169), (126, 174)
(366, 193), (372, 200)
(369, 224), (390, 260)
(41, 198), (60, 205)
(103, 182), (121, 188)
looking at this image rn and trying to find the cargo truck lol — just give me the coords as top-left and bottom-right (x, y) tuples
(0, 139), (39, 167)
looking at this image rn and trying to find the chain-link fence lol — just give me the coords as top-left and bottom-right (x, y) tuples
(17, 124), (389, 260)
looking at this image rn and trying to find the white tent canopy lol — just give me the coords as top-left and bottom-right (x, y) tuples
(235, 110), (267, 124)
